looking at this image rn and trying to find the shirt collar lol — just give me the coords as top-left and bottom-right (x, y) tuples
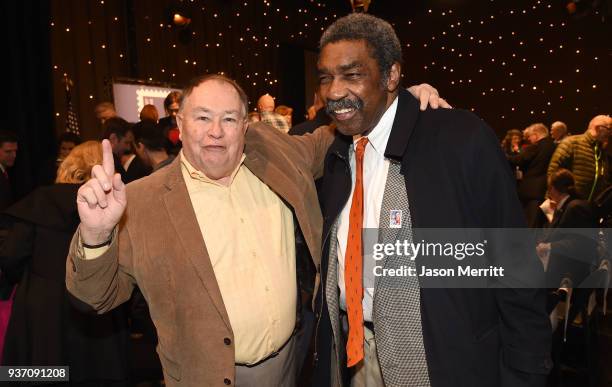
(352, 96), (398, 157)
(180, 150), (246, 186)
(556, 195), (570, 212)
(0, 164), (6, 174)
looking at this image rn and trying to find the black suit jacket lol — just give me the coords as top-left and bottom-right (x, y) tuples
(123, 155), (152, 184)
(541, 197), (597, 287)
(289, 108), (331, 136)
(0, 170), (12, 212)
(508, 137), (556, 201)
(313, 89), (552, 387)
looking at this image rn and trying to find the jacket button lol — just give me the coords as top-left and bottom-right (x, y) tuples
(224, 337), (231, 345)
(224, 378), (231, 385)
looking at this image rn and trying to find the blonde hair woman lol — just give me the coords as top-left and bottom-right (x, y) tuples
(0, 140), (129, 384)
(55, 140), (103, 183)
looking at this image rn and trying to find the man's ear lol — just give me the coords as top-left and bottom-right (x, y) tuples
(176, 114), (183, 141)
(108, 133), (118, 145)
(386, 62), (401, 92)
(243, 119), (250, 135)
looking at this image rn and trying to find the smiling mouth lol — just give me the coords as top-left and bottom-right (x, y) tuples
(331, 107), (357, 121)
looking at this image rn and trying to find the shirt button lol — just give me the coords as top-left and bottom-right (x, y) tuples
(240, 218), (245, 223)
(224, 337), (231, 345)
(224, 378), (232, 385)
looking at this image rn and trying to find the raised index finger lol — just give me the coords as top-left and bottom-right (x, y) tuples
(101, 139), (115, 176)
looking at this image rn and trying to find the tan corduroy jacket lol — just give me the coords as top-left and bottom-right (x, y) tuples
(66, 122), (334, 386)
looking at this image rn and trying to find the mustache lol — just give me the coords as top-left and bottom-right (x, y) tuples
(325, 98), (363, 115)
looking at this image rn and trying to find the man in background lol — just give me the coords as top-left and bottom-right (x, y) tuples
(550, 121), (569, 144)
(133, 120), (174, 172)
(95, 102), (117, 125)
(159, 91), (183, 155)
(258, 93), (290, 133)
(101, 117), (148, 182)
(275, 105), (294, 127)
(0, 130), (18, 211)
(508, 123), (556, 227)
(548, 114), (612, 201)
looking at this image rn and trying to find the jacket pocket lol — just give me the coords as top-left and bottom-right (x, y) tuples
(157, 345), (182, 381)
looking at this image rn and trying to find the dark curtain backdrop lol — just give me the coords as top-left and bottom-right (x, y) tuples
(1, 1), (55, 200)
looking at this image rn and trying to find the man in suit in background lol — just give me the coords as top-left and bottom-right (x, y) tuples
(0, 130), (18, 212)
(537, 169), (598, 289)
(101, 117), (151, 183)
(313, 13), (551, 387)
(508, 123), (556, 227)
(290, 91), (331, 136)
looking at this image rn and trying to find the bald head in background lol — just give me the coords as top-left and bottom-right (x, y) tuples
(587, 114), (612, 143)
(257, 93), (275, 112)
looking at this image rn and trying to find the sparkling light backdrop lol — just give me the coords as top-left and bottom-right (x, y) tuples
(50, 0), (610, 139)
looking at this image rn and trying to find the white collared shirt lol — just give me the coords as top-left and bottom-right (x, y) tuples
(336, 97), (398, 322)
(123, 154), (136, 171)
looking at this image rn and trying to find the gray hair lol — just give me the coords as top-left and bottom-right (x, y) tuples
(526, 123), (549, 137)
(319, 13), (402, 85)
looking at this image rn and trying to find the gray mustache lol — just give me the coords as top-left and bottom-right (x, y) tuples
(325, 98), (363, 115)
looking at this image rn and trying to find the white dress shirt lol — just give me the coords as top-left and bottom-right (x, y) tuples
(337, 97), (398, 322)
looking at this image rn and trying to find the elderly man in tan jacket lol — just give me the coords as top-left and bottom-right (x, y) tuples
(66, 74), (444, 387)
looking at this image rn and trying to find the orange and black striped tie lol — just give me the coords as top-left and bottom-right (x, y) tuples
(345, 137), (368, 367)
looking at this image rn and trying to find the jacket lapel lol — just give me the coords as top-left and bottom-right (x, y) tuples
(384, 88), (419, 162)
(161, 159), (232, 331)
(550, 197), (571, 228)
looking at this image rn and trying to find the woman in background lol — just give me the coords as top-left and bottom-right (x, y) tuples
(0, 141), (129, 386)
(501, 128), (523, 157)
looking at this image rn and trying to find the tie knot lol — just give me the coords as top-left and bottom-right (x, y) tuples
(355, 137), (368, 157)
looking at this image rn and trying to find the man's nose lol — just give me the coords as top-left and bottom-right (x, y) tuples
(209, 118), (224, 138)
(327, 78), (348, 101)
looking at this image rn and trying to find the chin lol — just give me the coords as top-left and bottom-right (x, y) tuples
(335, 124), (362, 137)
